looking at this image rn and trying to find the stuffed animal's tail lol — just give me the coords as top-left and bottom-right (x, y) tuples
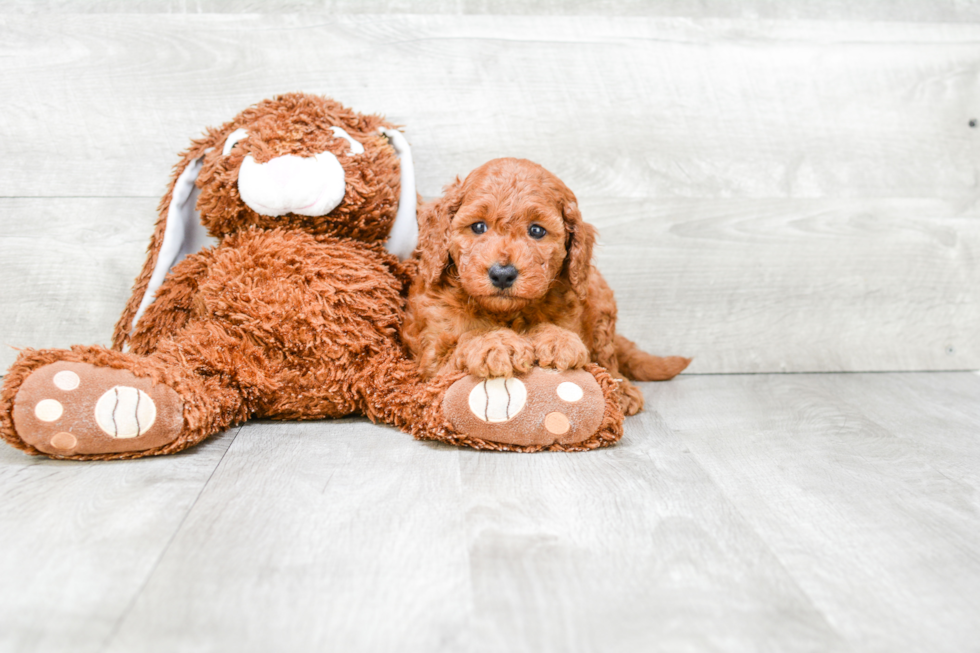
(614, 335), (691, 381)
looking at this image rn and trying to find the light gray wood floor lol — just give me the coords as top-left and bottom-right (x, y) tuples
(2, 371), (978, 653)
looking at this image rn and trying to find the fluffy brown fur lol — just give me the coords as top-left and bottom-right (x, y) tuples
(1, 96), (625, 459)
(403, 158), (690, 415)
(113, 94), (401, 351)
(1, 95), (418, 459)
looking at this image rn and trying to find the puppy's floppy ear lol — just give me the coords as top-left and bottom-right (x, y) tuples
(416, 177), (464, 286)
(562, 197), (596, 300)
(111, 126), (227, 351)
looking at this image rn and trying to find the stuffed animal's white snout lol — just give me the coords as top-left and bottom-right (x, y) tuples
(238, 152), (347, 217)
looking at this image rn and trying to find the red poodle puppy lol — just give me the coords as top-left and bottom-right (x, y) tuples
(403, 157), (690, 415)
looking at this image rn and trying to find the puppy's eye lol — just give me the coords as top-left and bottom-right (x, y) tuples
(528, 224), (547, 239)
(471, 221), (488, 235)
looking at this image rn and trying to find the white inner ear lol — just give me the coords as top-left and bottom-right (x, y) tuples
(127, 156), (217, 344)
(331, 127), (364, 154)
(222, 128), (248, 156)
(380, 128), (418, 260)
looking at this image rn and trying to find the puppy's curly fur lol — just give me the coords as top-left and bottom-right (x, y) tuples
(403, 158), (690, 415)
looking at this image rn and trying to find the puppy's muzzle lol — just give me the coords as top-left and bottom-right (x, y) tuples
(488, 263), (519, 289)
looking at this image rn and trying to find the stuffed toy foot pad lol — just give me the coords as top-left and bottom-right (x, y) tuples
(443, 367), (604, 447)
(12, 362), (183, 456)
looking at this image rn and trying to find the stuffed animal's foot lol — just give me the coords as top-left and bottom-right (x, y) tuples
(441, 366), (615, 450)
(10, 362), (183, 457)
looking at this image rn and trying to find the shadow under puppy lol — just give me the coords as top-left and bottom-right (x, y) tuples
(403, 157), (690, 415)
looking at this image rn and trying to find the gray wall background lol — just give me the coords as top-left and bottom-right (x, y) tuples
(2, 1), (978, 373)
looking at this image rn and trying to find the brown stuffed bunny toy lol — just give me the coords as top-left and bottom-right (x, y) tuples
(0, 93), (625, 460)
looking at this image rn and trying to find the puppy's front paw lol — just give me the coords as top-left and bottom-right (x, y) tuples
(530, 325), (590, 371)
(458, 330), (534, 378)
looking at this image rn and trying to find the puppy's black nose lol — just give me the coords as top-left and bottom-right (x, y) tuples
(488, 263), (518, 289)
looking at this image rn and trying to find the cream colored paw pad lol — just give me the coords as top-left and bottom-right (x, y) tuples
(34, 399), (64, 422)
(94, 386), (157, 438)
(468, 377), (527, 423)
(53, 370), (80, 391)
(556, 381), (583, 402)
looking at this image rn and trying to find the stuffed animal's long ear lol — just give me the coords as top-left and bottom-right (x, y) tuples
(416, 178), (464, 287)
(562, 198), (596, 300)
(111, 138), (219, 351)
(379, 128), (418, 260)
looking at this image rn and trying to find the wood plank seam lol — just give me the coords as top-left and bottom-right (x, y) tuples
(97, 425), (244, 651)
